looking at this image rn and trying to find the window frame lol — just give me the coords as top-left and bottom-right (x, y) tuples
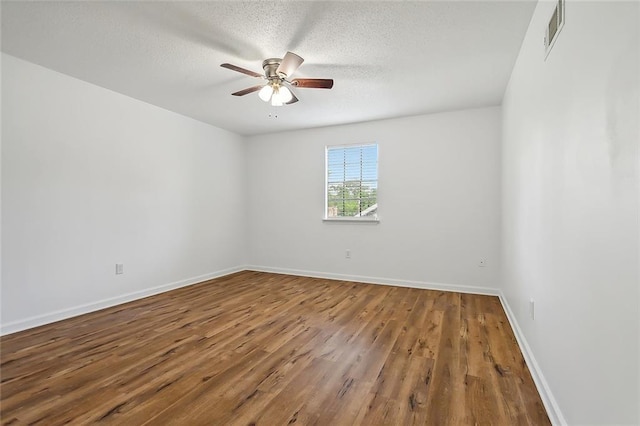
(324, 143), (380, 223)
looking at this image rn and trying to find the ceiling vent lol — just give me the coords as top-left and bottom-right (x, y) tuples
(545, 0), (565, 59)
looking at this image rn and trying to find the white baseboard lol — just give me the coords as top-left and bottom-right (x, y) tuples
(0, 266), (244, 336)
(498, 291), (567, 426)
(246, 264), (501, 296)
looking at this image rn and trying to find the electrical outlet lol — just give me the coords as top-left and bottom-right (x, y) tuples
(479, 259), (487, 267)
(529, 299), (535, 320)
(115, 264), (124, 275)
(345, 249), (351, 259)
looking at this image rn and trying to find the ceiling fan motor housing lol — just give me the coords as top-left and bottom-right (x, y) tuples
(262, 58), (283, 79)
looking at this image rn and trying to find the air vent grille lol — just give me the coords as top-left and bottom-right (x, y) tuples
(545, 0), (565, 58)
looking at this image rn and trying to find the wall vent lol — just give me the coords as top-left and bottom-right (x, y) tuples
(544, 0), (565, 59)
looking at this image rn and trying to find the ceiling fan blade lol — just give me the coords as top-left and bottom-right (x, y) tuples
(286, 91), (299, 105)
(231, 85), (264, 96)
(276, 51), (304, 77)
(221, 63), (263, 78)
(291, 78), (334, 89)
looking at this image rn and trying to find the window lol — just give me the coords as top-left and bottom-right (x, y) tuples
(325, 144), (378, 220)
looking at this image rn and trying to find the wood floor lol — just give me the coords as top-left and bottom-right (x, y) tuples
(0, 271), (549, 425)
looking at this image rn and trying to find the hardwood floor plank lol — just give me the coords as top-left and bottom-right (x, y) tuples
(0, 271), (550, 425)
(244, 356), (344, 426)
(424, 293), (464, 424)
(313, 319), (402, 425)
(394, 355), (435, 424)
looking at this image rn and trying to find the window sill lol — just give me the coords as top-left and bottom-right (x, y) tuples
(323, 217), (380, 224)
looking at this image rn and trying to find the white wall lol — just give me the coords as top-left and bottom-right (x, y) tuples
(1, 54), (246, 333)
(0, 52), (4, 332)
(502, 1), (639, 424)
(246, 107), (501, 292)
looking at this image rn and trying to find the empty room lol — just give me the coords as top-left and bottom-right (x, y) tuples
(1, 0), (638, 425)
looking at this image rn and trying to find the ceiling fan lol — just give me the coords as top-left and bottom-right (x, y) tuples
(221, 51), (334, 106)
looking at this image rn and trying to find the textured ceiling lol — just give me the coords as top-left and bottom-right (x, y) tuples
(1, 1), (536, 136)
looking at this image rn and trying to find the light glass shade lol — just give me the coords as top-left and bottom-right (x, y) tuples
(258, 85), (273, 102)
(279, 86), (293, 103)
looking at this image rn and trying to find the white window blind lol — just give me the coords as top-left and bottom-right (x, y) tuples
(326, 144), (378, 219)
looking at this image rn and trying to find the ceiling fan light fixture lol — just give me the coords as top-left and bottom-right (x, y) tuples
(258, 85), (273, 102)
(221, 51), (333, 106)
